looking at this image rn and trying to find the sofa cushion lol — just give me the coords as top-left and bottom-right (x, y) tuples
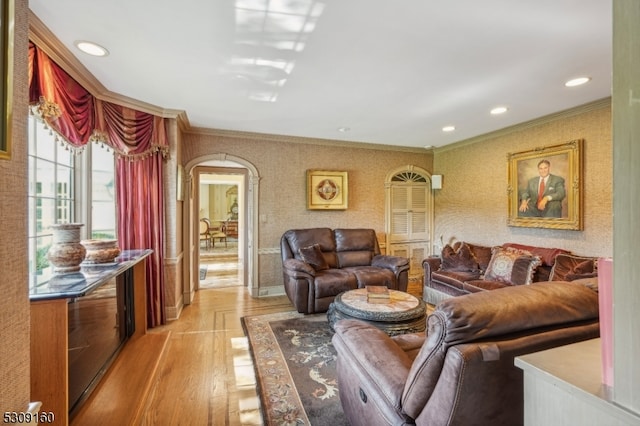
(440, 243), (479, 272)
(549, 253), (597, 281)
(299, 243), (329, 271)
(314, 269), (358, 298)
(483, 247), (542, 285)
(432, 270), (482, 290)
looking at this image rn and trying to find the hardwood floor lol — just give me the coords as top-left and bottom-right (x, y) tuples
(71, 274), (424, 426)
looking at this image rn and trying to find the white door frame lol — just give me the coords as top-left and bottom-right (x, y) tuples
(183, 154), (260, 304)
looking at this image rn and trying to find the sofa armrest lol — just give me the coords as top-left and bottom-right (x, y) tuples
(283, 258), (316, 276)
(332, 320), (413, 407)
(422, 257), (441, 276)
(372, 254), (410, 274)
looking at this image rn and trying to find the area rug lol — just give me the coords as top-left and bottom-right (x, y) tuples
(242, 311), (348, 426)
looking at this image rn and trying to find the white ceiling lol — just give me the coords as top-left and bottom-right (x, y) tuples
(28, 0), (612, 149)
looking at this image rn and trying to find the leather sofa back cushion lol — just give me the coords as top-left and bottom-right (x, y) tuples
(483, 247), (542, 285)
(338, 251), (374, 268)
(335, 229), (377, 267)
(334, 228), (378, 251)
(440, 243), (479, 272)
(435, 281), (599, 345)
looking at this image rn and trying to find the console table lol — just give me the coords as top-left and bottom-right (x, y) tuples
(30, 249), (152, 426)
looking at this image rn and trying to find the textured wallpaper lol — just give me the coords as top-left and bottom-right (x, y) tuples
(1, 0), (31, 412)
(183, 133), (432, 288)
(433, 102), (612, 257)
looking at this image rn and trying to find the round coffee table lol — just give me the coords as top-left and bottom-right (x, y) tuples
(327, 288), (427, 336)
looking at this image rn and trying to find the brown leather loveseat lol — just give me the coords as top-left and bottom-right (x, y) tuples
(281, 228), (410, 314)
(332, 280), (600, 426)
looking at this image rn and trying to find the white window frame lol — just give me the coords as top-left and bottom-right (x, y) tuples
(27, 115), (116, 288)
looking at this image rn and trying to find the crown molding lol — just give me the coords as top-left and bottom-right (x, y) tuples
(186, 126), (429, 153)
(434, 97), (611, 154)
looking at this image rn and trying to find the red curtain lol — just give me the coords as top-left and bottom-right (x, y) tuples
(28, 41), (169, 327)
(117, 156), (166, 327)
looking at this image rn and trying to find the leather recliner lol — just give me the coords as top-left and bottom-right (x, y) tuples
(281, 228), (410, 314)
(332, 281), (599, 426)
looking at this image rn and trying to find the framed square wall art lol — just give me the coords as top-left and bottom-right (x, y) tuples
(0, 0), (14, 160)
(507, 139), (583, 230)
(307, 170), (348, 210)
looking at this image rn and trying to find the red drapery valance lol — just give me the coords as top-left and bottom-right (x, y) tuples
(28, 41), (169, 159)
(28, 42), (95, 148)
(93, 99), (168, 160)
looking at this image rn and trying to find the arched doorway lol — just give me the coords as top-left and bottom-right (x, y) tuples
(384, 165), (435, 280)
(183, 154), (260, 304)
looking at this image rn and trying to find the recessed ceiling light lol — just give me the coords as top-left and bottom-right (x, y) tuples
(565, 77), (591, 87)
(74, 41), (109, 57)
(442, 126), (455, 132)
(337, 127), (350, 132)
(490, 106), (508, 115)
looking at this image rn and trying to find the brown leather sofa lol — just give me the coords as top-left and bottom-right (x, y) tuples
(423, 241), (597, 305)
(332, 281), (600, 426)
(281, 228), (410, 314)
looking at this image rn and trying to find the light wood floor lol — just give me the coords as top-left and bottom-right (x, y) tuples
(71, 273), (423, 426)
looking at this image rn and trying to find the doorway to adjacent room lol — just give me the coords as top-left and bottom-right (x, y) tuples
(196, 168), (245, 290)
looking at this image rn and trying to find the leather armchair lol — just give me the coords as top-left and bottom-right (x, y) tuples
(332, 281), (600, 426)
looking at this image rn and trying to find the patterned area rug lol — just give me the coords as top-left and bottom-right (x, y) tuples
(242, 311), (348, 426)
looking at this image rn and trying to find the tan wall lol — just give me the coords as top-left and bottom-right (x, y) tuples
(433, 100), (612, 257)
(1, 0), (31, 412)
(183, 133), (433, 289)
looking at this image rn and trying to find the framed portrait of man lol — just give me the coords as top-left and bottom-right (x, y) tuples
(507, 139), (583, 230)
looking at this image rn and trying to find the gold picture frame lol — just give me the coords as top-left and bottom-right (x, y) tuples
(507, 139), (583, 230)
(307, 170), (348, 210)
(0, 0), (14, 160)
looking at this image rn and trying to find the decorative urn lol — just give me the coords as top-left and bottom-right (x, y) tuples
(47, 223), (86, 274)
(81, 239), (121, 264)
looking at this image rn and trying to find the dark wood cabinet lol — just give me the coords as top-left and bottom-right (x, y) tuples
(223, 221), (238, 239)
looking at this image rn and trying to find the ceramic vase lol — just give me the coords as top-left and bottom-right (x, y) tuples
(81, 239), (121, 264)
(47, 223), (86, 274)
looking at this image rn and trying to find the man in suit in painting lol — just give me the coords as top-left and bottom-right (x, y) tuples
(518, 159), (566, 218)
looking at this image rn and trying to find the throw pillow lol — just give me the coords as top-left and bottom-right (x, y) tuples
(299, 244), (329, 271)
(483, 247), (542, 285)
(549, 254), (596, 281)
(440, 242), (479, 272)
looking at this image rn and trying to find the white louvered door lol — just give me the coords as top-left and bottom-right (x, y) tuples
(385, 168), (434, 279)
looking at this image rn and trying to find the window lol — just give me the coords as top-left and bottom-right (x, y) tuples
(91, 146), (116, 239)
(28, 115), (116, 287)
